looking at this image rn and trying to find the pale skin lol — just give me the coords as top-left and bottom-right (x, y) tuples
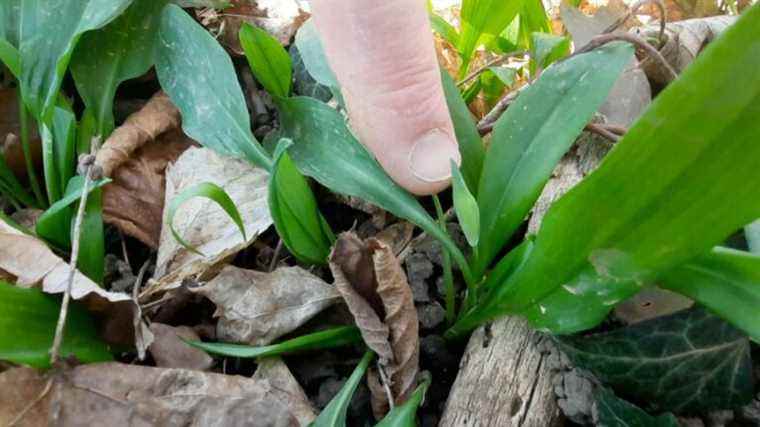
(310, 0), (461, 196)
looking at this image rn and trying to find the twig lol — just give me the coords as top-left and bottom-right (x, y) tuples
(476, 87), (525, 136)
(7, 378), (53, 426)
(49, 138), (102, 365)
(118, 229), (131, 268)
(268, 239), (283, 272)
(376, 361), (395, 411)
(603, 0), (667, 48)
(585, 123), (624, 142)
(457, 51), (527, 87)
(575, 33), (678, 81)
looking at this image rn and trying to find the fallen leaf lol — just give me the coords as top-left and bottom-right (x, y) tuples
(613, 288), (693, 324)
(192, 265), (341, 345)
(0, 362), (312, 426)
(253, 358), (317, 426)
(329, 232), (419, 418)
(144, 147), (272, 298)
(374, 221), (415, 257)
(148, 323), (214, 370)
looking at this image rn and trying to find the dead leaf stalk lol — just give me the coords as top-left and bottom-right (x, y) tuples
(575, 33), (678, 82)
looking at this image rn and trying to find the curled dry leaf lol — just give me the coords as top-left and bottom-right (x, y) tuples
(329, 232), (420, 418)
(192, 265), (341, 345)
(148, 323), (214, 370)
(0, 362), (313, 426)
(99, 91), (193, 248)
(144, 147), (272, 298)
(0, 218), (150, 352)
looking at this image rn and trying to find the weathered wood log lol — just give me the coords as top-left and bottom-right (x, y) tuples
(439, 316), (563, 427)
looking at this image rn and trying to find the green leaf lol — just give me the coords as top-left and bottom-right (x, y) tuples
(472, 42), (633, 278)
(556, 308), (753, 413)
(36, 177), (110, 250)
(0, 151), (36, 208)
(239, 22), (292, 98)
(18, 0), (133, 121)
(459, 0), (524, 76)
(375, 373), (432, 427)
(451, 161), (479, 247)
(66, 177), (105, 284)
(167, 182), (247, 256)
(745, 220), (760, 253)
(0, 37), (20, 78)
(51, 106), (77, 200)
(0, 281), (112, 369)
(488, 66), (517, 86)
(312, 350), (375, 427)
(594, 387), (679, 427)
(155, 4), (271, 170)
(530, 32), (570, 71)
(269, 139), (334, 264)
(189, 326), (362, 358)
(277, 96), (473, 284)
(450, 6), (760, 336)
(440, 70), (484, 194)
(430, 12), (460, 47)
(659, 247), (760, 342)
(518, 0), (552, 48)
(71, 0), (169, 140)
(294, 20), (338, 89)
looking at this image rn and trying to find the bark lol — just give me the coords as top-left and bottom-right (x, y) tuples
(440, 317), (563, 427)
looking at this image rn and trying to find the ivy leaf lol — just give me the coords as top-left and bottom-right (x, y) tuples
(557, 308), (753, 413)
(594, 387), (678, 427)
(239, 22), (292, 98)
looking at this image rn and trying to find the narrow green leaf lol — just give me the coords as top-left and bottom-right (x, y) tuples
(71, 0), (169, 140)
(167, 182), (247, 256)
(0, 281), (112, 369)
(659, 247), (760, 342)
(530, 32), (570, 70)
(269, 139), (334, 264)
(440, 70), (484, 194)
(451, 161), (479, 247)
(19, 0), (133, 121)
(594, 387), (679, 427)
(472, 42), (634, 278)
(518, 0), (552, 48)
(375, 373), (432, 427)
(155, 4), (272, 170)
(488, 66), (517, 86)
(239, 22), (292, 98)
(52, 106), (77, 199)
(189, 326), (362, 358)
(430, 12), (460, 47)
(745, 220), (760, 253)
(68, 177), (105, 284)
(557, 308), (753, 413)
(459, 0), (524, 75)
(312, 350), (375, 427)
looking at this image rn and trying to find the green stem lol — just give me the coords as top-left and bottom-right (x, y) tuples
(18, 94), (45, 208)
(433, 195), (456, 325)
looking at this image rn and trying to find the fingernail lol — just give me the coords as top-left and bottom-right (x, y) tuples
(409, 129), (460, 183)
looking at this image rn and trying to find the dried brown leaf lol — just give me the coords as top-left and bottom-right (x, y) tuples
(0, 362), (311, 426)
(144, 147), (272, 298)
(148, 323), (214, 370)
(253, 358), (317, 426)
(329, 232), (419, 418)
(192, 265), (341, 345)
(374, 221), (415, 257)
(614, 288), (693, 324)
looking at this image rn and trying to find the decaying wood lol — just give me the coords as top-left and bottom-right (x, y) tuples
(440, 317), (563, 427)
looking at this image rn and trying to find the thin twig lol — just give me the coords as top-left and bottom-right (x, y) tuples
(476, 87), (525, 136)
(585, 123), (622, 142)
(268, 239), (283, 272)
(7, 378), (53, 427)
(457, 51), (527, 87)
(376, 361), (395, 411)
(603, 0), (667, 48)
(575, 33), (678, 81)
(49, 138), (102, 365)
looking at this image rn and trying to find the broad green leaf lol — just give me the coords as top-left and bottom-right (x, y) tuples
(530, 32), (570, 71)
(0, 1), (20, 48)
(36, 177), (110, 250)
(594, 387), (679, 427)
(239, 22), (292, 98)
(277, 96), (473, 283)
(167, 182), (247, 256)
(71, 0), (169, 140)
(472, 42), (633, 278)
(557, 308), (753, 413)
(375, 373), (432, 427)
(294, 20), (338, 89)
(312, 350), (375, 427)
(66, 176), (105, 284)
(745, 220), (760, 253)
(451, 161), (479, 247)
(189, 326), (362, 358)
(0, 281), (112, 369)
(440, 70), (484, 194)
(0, 37), (19, 78)
(488, 66), (517, 86)
(451, 7), (760, 335)
(269, 139), (334, 264)
(518, 0), (552, 48)
(659, 247), (760, 342)
(19, 0), (133, 121)
(155, 4), (271, 170)
(430, 12), (460, 47)
(459, 0), (524, 76)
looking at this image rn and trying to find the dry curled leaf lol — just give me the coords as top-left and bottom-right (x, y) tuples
(144, 147), (272, 298)
(148, 323), (214, 370)
(329, 232), (419, 418)
(192, 265), (341, 345)
(0, 362), (312, 426)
